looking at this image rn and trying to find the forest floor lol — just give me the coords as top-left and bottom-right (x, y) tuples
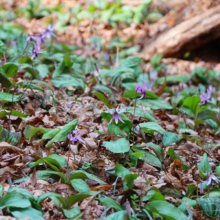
(0, 0), (220, 220)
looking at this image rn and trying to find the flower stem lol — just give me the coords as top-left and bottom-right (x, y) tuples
(195, 104), (200, 129)
(111, 122), (113, 142)
(133, 92), (137, 145)
(67, 141), (71, 181)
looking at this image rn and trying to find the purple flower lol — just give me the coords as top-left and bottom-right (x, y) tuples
(40, 24), (56, 39)
(125, 199), (131, 217)
(27, 35), (37, 43)
(199, 85), (212, 105)
(68, 130), (85, 144)
(200, 181), (204, 194)
(30, 45), (44, 60)
(135, 80), (153, 99)
(106, 106), (126, 125)
(206, 173), (219, 186)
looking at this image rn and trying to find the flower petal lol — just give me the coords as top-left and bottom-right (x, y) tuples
(106, 106), (113, 114)
(108, 117), (113, 125)
(114, 115), (119, 124)
(76, 135), (85, 144)
(118, 107), (127, 114)
(148, 82), (153, 90)
(118, 116), (125, 124)
(143, 79), (148, 89)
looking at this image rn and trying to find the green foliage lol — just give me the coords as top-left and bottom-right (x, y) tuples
(198, 153), (212, 177)
(103, 138), (130, 153)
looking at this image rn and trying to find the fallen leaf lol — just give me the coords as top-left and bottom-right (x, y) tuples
(0, 142), (24, 153)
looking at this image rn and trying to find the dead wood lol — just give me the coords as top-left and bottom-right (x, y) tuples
(142, 4), (220, 59)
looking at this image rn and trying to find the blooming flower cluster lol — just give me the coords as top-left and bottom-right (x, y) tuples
(199, 84), (212, 105)
(135, 79), (152, 99)
(68, 130), (85, 144)
(106, 106), (127, 124)
(206, 173), (219, 186)
(27, 24), (56, 59)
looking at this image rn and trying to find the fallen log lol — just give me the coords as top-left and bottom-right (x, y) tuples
(142, 4), (220, 60)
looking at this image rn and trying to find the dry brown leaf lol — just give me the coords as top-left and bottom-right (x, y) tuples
(0, 142), (24, 153)
(133, 176), (148, 192)
(164, 173), (183, 189)
(30, 167), (37, 187)
(155, 76), (167, 96)
(89, 184), (113, 191)
(84, 137), (98, 150)
(25, 102), (35, 116)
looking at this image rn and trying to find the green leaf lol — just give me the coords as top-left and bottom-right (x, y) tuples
(46, 119), (78, 147)
(197, 110), (216, 121)
(132, 146), (162, 169)
(146, 201), (188, 220)
(0, 126), (21, 145)
(69, 170), (106, 184)
(42, 129), (60, 139)
(67, 191), (101, 209)
(64, 54), (73, 67)
(104, 210), (126, 220)
(0, 184), (3, 197)
(93, 91), (113, 108)
(182, 96), (200, 115)
(71, 179), (90, 193)
(155, 75), (190, 85)
(37, 192), (66, 207)
(9, 207), (44, 220)
(93, 85), (112, 96)
(63, 207), (82, 219)
(141, 142), (163, 162)
(124, 173), (139, 188)
(0, 92), (20, 102)
(167, 148), (189, 169)
(185, 185), (197, 198)
(23, 125), (49, 140)
(119, 56), (142, 68)
(139, 122), (165, 135)
(36, 64), (49, 78)
(2, 63), (18, 78)
(123, 90), (158, 99)
(179, 198), (197, 214)
(96, 197), (122, 211)
(0, 192), (31, 209)
(17, 33), (27, 56)
(115, 164), (131, 178)
(0, 110), (28, 118)
(161, 187), (182, 198)
(142, 189), (166, 202)
(0, 67), (11, 88)
(30, 154), (67, 170)
(52, 59), (65, 77)
(136, 98), (172, 110)
(162, 132), (182, 147)
(0, 40), (7, 54)
(150, 53), (162, 68)
(103, 138), (130, 153)
(197, 198), (220, 219)
(197, 153), (212, 176)
(191, 67), (209, 84)
(125, 107), (156, 122)
(31, 80), (54, 94)
(51, 74), (85, 90)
